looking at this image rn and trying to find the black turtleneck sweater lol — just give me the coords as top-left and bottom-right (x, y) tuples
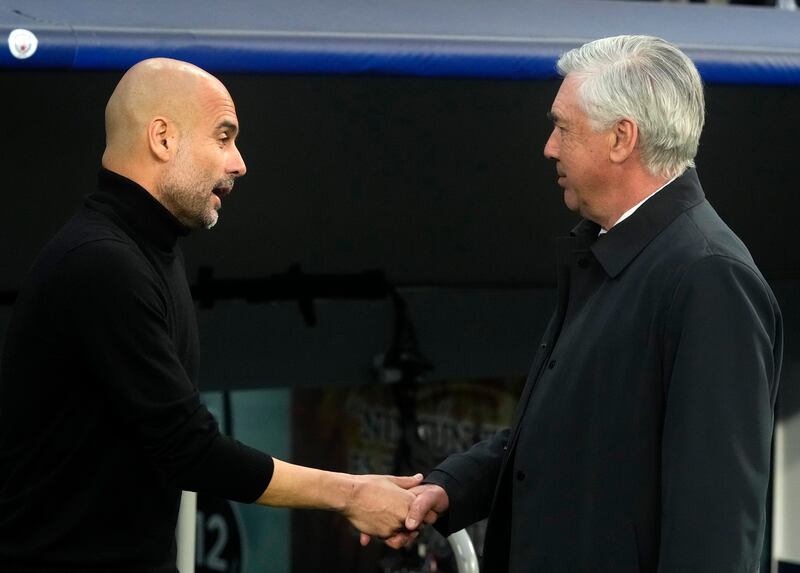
(0, 170), (274, 572)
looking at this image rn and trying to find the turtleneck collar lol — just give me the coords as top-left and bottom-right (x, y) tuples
(88, 168), (191, 251)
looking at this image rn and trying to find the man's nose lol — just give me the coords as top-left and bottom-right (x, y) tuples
(230, 144), (247, 177)
(543, 129), (558, 160)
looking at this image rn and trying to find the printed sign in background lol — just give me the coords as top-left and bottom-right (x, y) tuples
(291, 376), (524, 573)
(196, 495), (245, 573)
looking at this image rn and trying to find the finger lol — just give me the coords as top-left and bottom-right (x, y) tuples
(387, 473), (424, 489)
(384, 531), (419, 549)
(423, 510), (438, 525)
(360, 533), (372, 547)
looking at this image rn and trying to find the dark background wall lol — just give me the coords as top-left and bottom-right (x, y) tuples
(3, 71), (799, 295)
(2, 69), (798, 397)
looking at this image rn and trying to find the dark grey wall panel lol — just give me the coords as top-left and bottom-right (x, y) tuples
(2, 71), (799, 294)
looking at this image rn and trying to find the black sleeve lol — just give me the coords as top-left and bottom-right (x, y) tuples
(425, 427), (510, 535)
(52, 239), (274, 503)
(658, 255), (782, 572)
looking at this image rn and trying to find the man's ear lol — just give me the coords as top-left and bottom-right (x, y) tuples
(148, 117), (173, 162)
(609, 118), (638, 165)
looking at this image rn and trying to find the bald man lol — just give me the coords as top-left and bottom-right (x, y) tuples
(0, 59), (419, 572)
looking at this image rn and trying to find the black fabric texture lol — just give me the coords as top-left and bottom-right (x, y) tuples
(0, 169), (274, 572)
(425, 169), (782, 573)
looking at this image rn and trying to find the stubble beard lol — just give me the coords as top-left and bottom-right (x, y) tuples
(159, 147), (219, 230)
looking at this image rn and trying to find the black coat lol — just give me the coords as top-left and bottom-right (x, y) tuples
(427, 170), (782, 573)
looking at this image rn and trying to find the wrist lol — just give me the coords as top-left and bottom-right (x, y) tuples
(324, 470), (357, 514)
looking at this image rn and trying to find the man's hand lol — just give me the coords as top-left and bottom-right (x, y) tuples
(255, 459), (424, 540)
(342, 473), (423, 539)
(359, 483), (450, 548)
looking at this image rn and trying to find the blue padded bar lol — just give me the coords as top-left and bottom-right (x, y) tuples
(2, 0), (799, 85)
(70, 33), (565, 80)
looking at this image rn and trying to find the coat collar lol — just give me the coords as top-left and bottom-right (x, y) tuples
(570, 168), (706, 278)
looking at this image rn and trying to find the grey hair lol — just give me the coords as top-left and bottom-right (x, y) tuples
(557, 35), (705, 179)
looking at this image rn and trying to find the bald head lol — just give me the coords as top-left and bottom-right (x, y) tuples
(104, 58), (222, 164)
(101, 58), (246, 229)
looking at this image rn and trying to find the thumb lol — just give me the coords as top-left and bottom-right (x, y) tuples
(387, 473), (424, 489)
(359, 533), (372, 547)
(405, 493), (434, 530)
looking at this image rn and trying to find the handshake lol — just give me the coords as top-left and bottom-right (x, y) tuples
(344, 473), (450, 548)
(257, 459), (449, 547)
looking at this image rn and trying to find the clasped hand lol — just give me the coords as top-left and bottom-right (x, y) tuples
(342, 474), (449, 549)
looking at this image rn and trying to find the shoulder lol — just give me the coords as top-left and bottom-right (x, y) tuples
(33, 211), (161, 303)
(672, 252), (770, 297)
(650, 200), (760, 280)
(644, 201), (777, 318)
(664, 252), (779, 338)
(676, 201), (755, 264)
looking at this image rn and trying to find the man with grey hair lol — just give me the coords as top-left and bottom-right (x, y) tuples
(376, 35), (783, 572)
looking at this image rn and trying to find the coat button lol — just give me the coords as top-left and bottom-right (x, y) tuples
(577, 257), (590, 269)
(548, 360), (556, 369)
(516, 470), (526, 481)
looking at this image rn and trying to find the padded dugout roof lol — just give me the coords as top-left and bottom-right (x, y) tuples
(1, 0), (799, 84)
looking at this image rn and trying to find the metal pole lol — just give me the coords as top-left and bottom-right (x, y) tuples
(448, 529), (480, 573)
(176, 490), (197, 573)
